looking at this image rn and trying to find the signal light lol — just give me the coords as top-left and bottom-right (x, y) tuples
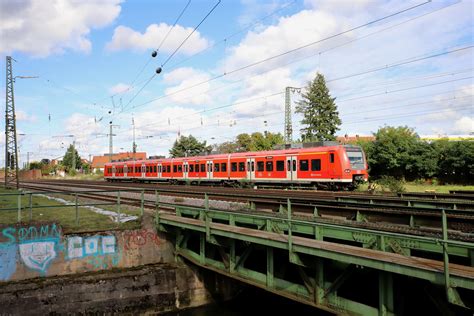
(156, 67), (162, 74)
(151, 50), (157, 57)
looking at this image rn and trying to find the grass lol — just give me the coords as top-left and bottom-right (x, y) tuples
(0, 188), (141, 233)
(43, 173), (104, 181)
(357, 182), (474, 194)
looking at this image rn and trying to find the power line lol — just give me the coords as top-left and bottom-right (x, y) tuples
(120, 0), (222, 113)
(121, 0), (431, 112)
(167, 0), (297, 70)
(161, 0), (221, 68)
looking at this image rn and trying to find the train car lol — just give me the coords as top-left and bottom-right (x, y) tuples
(104, 144), (368, 189)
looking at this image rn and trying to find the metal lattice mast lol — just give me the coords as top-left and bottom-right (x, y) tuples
(284, 87), (300, 144)
(5, 56), (19, 189)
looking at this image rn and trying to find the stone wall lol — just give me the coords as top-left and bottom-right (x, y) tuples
(0, 222), (240, 314)
(0, 263), (231, 315)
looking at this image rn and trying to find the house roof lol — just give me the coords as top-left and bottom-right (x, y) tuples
(91, 152), (146, 169)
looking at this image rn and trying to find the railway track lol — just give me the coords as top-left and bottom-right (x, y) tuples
(19, 180), (474, 242)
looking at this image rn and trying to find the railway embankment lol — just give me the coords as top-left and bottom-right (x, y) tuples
(0, 212), (238, 314)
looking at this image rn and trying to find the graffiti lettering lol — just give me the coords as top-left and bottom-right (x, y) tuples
(0, 224), (61, 244)
(0, 244), (17, 281)
(67, 235), (116, 259)
(124, 229), (160, 250)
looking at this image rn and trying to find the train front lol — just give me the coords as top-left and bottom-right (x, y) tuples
(343, 145), (369, 185)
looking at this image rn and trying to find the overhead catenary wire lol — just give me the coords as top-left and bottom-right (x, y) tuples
(120, 0), (221, 113)
(114, 74), (472, 137)
(160, 0), (221, 68)
(115, 1), (462, 115)
(119, 1), (436, 112)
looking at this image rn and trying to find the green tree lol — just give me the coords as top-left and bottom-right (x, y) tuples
(368, 126), (419, 179)
(62, 144), (82, 173)
(436, 140), (474, 184)
(169, 135), (211, 157)
(296, 72), (341, 141)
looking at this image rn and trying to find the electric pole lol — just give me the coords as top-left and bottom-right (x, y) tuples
(4, 56), (19, 189)
(109, 122), (119, 162)
(284, 87), (301, 144)
(132, 116), (137, 160)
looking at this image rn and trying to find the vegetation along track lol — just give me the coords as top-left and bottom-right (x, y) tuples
(19, 180), (474, 242)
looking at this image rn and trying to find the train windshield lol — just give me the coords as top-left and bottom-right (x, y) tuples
(345, 147), (365, 170)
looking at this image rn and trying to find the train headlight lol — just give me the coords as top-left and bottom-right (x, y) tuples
(344, 169), (351, 173)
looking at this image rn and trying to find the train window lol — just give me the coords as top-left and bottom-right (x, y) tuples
(231, 162), (237, 172)
(257, 161), (264, 171)
(200, 164), (205, 172)
(167, 165), (171, 173)
(239, 162), (245, 172)
(330, 153), (334, 163)
(178, 165), (182, 172)
(266, 161), (273, 172)
(154, 166), (157, 173)
(189, 164), (194, 172)
(208, 163), (213, 172)
(251, 161), (255, 171)
(221, 163), (227, 172)
(214, 163), (220, 172)
(276, 160), (285, 171)
(185, 165), (188, 173)
(293, 160), (296, 171)
(300, 160), (309, 171)
(311, 159), (321, 171)
(173, 165), (177, 173)
(146, 166), (149, 173)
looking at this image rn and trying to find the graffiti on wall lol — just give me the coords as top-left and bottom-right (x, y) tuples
(0, 223), (122, 281)
(0, 244), (17, 281)
(67, 235), (120, 270)
(124, 229), (160, 250)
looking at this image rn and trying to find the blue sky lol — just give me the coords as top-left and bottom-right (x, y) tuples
(0, 0), (472, 164)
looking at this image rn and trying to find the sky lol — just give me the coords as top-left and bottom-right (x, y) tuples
(0, 0), (473, 165)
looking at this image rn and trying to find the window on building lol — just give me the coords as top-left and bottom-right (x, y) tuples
(221, 163), (227, 172)
(311, 159), (321, 171)
(231, 162), (237, 172)
(257, 161), (264, 171)
(266, 161), (273, 172)
(276, 160), (285, 171)
(299, 159), (309, 171)
(330, 153), (334, 163)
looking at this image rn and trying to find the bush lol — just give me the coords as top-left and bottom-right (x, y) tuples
(376, 176), (405, 193)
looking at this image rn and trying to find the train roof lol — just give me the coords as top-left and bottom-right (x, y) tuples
(105, 144), (361, 166)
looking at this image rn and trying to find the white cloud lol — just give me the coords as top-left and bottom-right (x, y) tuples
(109, 83), (132, 95)
(16, 110), (37, 122)
(162, 67), (212, 105)
(452, 116), (474, 135)
(0, 0), (122, 57)
(106, 23), (210, 54)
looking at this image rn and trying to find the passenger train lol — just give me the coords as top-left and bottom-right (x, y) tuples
(104, 144), (368, 190)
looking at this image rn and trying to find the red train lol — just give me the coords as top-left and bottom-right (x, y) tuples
(104, 145), (368, 189)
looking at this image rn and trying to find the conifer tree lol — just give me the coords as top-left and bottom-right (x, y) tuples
(295, 73), (341, 141)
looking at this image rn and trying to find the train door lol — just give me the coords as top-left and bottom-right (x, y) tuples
(141, 164), (145, 179)
(158, 163), (162, 179)
(286, 156), (297, 181)
(207, 160), (213, 179)
(328, 152), (336, 179)
(246, 158), (255, 180)
(183, 162), (188, 180)
(112, 166), (116, 178)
